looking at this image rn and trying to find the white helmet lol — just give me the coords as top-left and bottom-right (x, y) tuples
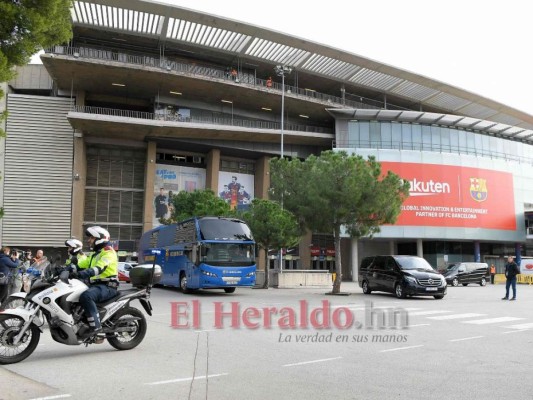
(65, 238), (83, 254)
(85, 226), (110, 246)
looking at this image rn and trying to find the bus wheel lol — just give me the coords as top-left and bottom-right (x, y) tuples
(224, 287), (236, 294)
(180, 273), (191, 293)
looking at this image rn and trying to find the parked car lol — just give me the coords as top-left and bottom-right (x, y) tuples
(358, 255), (447, 299)
(118, 262), (135, 283)
(441, 262), (489, 287)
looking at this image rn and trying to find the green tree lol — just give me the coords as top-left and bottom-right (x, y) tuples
(270, 150), (410, 294)
(241, 199), (300, 289)
(0, 0), (73, 101)
(162, 189), (233, 224)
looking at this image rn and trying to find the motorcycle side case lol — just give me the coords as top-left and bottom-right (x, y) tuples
(129, 264), (162, 287)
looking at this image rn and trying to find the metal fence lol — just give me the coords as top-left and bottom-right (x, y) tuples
(73, 105), (334, 134)
(47, 45), (410, 112)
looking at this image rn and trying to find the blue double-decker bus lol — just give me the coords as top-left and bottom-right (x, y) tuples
(138, 216), (256, 293)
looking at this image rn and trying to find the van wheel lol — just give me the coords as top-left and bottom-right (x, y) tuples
(434, 295), (445, 300)
(480, 277), (486, 286)
(451, 278), (459, 287)
(395, 283), (406, 299)
(462, 283), (468, 286)
(362, 280), (372, 294)
(180, 273), (191, 294)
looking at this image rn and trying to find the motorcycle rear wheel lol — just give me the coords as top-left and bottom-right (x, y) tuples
(0, 315), (40, 365)
(107, 307), (147, 351)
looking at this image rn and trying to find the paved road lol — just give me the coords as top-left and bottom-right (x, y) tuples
(1, 282), (533, 400)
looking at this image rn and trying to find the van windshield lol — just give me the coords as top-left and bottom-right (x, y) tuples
(396, 257), (435, 272)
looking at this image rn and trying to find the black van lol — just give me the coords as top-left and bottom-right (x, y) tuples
(358, 255), (447, 299)
(441, 262), (490, 287)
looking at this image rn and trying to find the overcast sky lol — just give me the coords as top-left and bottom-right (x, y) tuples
(155, 0), (532, 116)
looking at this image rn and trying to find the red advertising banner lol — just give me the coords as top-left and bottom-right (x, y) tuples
(310, 247), (321, 256)
(380, 162), (516, 230)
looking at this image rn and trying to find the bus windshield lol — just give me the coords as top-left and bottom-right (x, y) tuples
(199, 218), (253, 241)
(201, 243), (255, 265)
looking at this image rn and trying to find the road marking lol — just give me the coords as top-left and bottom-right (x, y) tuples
(408, 310), (451, 316)
(428, 313), (486, 320)
(503, 322), (533, 330)
(194, 329), (218, 333)
(463, 317), (524, 325)
(502, 329), (532, 334)
(29, 396), (71, 400)
(145, 373), (229, 385)
(283, 357), (342, 367)
(408, 323), (430, 327)
(380, 345), (424, 353)
(449, 336), (484, 342)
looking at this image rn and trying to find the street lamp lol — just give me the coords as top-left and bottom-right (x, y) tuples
(274, 65), (292, 158)
(221, 99), (233, 125)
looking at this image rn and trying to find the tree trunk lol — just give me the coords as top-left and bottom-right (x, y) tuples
(332, 226), (342, 294)
(262, 250), (270, 289)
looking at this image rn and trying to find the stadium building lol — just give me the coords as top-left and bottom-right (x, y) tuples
(1, 0), (532, 280)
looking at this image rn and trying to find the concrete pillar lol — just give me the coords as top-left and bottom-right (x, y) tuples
(254, 156), (270, 199)
(417, 239), (423, 257)
(205, 149), (220, 191)
(71, 136), (86, 239)
(351, 237), (359, 282)
(474, 241), (481, 262)
(142, 141), (157, 233)
(389, 240), (395, 255)
(71, 90), (86, 240)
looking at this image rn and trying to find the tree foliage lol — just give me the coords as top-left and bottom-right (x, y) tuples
(270, 150), (410, 293)
(162, 189), (233, 224)
(0, 0), (73, 84)
(240, 199), (300, 288)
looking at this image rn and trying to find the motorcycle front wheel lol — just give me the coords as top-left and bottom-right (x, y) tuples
(0, 315), (40, 365)
(107, 307), (147, 351)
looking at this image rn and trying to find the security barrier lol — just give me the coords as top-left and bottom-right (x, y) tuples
(517, 274), (533, 285)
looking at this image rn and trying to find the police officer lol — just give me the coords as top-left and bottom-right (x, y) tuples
(76, 226), (119, 337)
(64, 238), (87, 267)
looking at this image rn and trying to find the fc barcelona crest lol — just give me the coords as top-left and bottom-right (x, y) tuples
(469, 178), (487, 202)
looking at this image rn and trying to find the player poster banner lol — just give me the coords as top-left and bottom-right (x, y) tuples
(153, 164), (206, 226)
(380, 162), (516, 230)
(218, 171), (254, 210)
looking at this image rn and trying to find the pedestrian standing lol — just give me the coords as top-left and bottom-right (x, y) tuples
(490, 264), (496, 284)
(0, 247), (20, 306)
(502, 256), (519, 300)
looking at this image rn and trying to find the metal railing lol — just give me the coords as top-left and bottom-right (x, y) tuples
(72, 105), (334, 134)
(47, 45), (411, 112)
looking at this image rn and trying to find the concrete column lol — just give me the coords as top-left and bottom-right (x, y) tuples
(71, 90), (86, 240)
(71, 136), (86, 239)
(417, 239), (423, 257)
(142, 141), (157, 233)
(205, 149), (220, 191)
(351, 237), (359, 282)
(254, 156), (270, 199)
(515, 243), (522, 265)
(389, 240), (395, 255)
(474, 241), (481, 262)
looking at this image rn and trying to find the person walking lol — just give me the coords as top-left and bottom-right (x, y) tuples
(490, 264), (496, 284)
(502, 256), (519, 301)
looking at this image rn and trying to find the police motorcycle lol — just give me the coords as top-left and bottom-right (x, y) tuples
(0, 256), (162, 365)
